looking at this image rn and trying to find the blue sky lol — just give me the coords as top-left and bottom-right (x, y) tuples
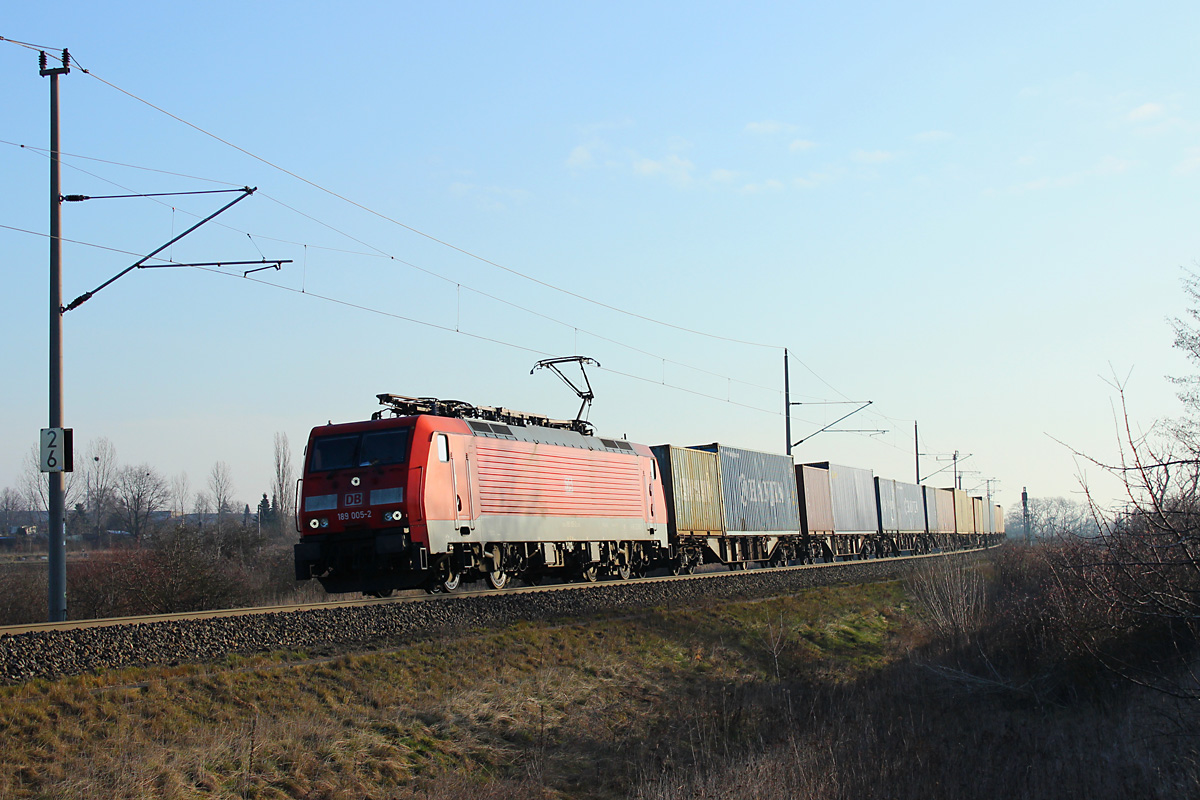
(3, 1), (1199, 514)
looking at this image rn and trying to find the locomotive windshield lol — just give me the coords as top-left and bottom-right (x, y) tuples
(310, 427), (412, 471)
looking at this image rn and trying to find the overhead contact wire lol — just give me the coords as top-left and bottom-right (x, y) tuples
(76, 64), (780, 349)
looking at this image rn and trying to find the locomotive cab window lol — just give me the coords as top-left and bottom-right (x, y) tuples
(309, 427), (412, 472)
(437, 434), (450, 463)
(360, 429), (410, 466)
(310, 435), (358, 471)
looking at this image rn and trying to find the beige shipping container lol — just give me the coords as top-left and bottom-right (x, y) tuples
(972, 497), (984, 534)
(952, 489), (975, 534)
(798, 464), (835, 534)
(651, 445), (724, 536)
(932, 487), (956, 534)
(995, 504), (1005, 535)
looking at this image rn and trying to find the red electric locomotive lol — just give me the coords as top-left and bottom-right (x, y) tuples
(294, 395), (668, 595)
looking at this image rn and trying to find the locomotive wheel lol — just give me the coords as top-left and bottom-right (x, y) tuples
(580, 565), (599, 582)
(366, 589), (394, 598)
(486, 570), (510, 590)
(616, 563), (632, 581)
(440, 570), (462, 593)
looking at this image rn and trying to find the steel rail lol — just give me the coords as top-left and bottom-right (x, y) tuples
(0, 547), (996, 637)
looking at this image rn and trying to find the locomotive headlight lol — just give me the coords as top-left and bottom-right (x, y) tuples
(350, 476), (361, 487)
(309, 518), (320, 529)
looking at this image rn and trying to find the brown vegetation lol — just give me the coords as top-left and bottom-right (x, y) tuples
(3, 549), (1199, 799)
(0, 523), (321, 626)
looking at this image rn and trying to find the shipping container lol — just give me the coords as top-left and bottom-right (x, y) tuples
(650, 445), (723, 536)
(972, 497), (984, 534)
(922, 485), (939, 533)
(875, 477), (898, 533)
(892, 480), (926, 533)
(804, 463), (877, 534)
(693, 444), (800, 534)
(951, 489), (974, 534)
(798, 464), (834, 535)
(983, 502), (996, 535)
(995, 505), (1005, 535)
(931, 487), (956, 534)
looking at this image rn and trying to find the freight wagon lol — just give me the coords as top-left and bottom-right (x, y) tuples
(295, 393), (1002, 595)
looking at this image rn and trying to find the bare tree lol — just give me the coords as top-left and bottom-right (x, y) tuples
(81, 437), (119, 537)
(115, 464), (170, 541)
(208, 462), (235, 534)
(170, 472), (191, 520)
(1007, 496), (1096, 541)
(18, 444), (79, 523)
(272, 432), (295, 536)
(1055, 372), (1200, 698)
(0, 487), (26, 532)
(193, 491), (213, 528)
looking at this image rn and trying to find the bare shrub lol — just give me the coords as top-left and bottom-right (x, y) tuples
(906, 557), (985, 645)
(0, 565), (46, 625)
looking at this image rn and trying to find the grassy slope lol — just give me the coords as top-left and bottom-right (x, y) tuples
(2, 572), (1196, 799)
(0, 581), (907, 799)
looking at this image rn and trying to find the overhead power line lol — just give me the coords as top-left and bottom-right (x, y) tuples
(2, 39), (876, 430)
(4, 137), (784, 396)
(68, 57), (781, 349)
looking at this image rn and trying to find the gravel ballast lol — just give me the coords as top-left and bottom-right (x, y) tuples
(0, 551), (988, 684)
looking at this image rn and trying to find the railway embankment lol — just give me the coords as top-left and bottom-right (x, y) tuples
(0, 551), (985, 683)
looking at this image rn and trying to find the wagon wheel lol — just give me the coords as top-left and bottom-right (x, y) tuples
(486, 570), (510, 590)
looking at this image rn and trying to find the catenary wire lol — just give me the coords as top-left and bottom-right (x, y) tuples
(73, 61), (784, 350)
(2, 42), (874, 426)
(6, 137), (786, 395)
(2, 140), (787, 398)
(1, 220), (806, 419)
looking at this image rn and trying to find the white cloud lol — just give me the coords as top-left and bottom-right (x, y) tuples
(1175, 147), (1200, 175)
(853, 149), (895, 164)
(745, 120), (798, 135)
(913, 130), (952, 143)
(634, 154), (695, 185)
(567, 145), (594, 169)
(739, 179), (785, 194)
(1091, 155), (1133, 176)
(1128, 102), (1164, 122)
(789, 139), (817, 152)
(1009, 155), (1134, 192)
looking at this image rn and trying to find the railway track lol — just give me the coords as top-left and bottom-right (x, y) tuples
(0, 547), (994, 684)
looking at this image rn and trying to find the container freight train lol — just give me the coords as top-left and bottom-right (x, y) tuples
(294, 394), (1004, 595)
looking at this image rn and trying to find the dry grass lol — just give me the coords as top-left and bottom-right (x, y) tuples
(3, 559), (1198, 799)
(0, 582), (901, 799)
